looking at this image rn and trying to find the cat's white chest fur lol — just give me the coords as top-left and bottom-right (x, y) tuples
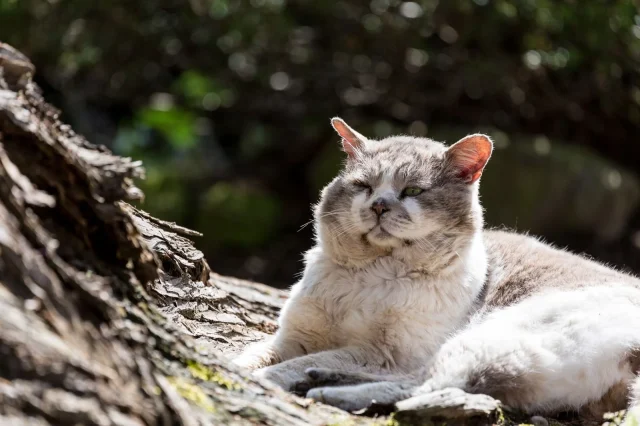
(279, 236), (487, 372)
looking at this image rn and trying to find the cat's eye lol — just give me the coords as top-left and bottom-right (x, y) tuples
(402, 187), (424, 197)
(353, 181), (372, 193)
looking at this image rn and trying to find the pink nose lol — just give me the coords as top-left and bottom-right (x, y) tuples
(371, 198), (390, 216)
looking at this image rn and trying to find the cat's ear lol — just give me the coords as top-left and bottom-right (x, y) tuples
(331, 117), (366, 158)
(446, 134), (493, 184)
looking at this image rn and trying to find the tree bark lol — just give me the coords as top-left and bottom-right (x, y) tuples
(0, 42), (529, 426)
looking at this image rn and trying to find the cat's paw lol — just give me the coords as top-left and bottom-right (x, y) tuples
(307, 386), (376, 412)
(307, 381), (416, 413)
(253, 365), (302, 392)
(305, 367), (379, 387)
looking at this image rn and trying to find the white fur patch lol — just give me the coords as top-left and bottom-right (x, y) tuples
(424, 285), (640, 412)
(266, 231), (488, 373)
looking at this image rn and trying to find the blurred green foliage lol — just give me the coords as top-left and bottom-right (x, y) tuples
(199, 182), (281, 248)
(2, 0), (640, 286)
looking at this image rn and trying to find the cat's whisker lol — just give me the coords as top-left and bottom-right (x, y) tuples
(333, 223), (362, 240)
(318, 210), (352, 218)
(300, 210), (354, 232)
(298, 219), (315, 231)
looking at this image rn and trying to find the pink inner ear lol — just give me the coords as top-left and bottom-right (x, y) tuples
(331, 118), (362, 158)
(341, 138), (357, 157)
(448, 134), (493, 184)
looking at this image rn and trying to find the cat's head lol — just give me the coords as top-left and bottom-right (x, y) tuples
(314, 117), (492, 270)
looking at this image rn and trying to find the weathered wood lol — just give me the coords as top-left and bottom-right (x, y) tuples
(394, 388), (502, 425)
(0, 42), (34, 90)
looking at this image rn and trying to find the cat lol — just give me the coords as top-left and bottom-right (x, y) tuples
(232, 117), (640, 420)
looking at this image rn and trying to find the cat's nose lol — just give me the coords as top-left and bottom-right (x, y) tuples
(371, 198), (390, 217)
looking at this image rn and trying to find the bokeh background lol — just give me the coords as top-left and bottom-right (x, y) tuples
(2, 0), (640, 288)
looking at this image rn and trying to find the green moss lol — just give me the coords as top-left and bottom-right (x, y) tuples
(380, 413), (401, 426)
(372, 413), (439, 426)
(168, 376), (217, 413)
(236, 405), (271, 422)
(383, 416), (401, 426)
(186, 359), (241, 390)
(496, 406), (507, 425)
(326, 421), (356, 426)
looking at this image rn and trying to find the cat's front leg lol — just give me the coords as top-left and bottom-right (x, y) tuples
(254, 346), (381, 393)
(306, 380), (420, 412)
(304, 367), (421, 387)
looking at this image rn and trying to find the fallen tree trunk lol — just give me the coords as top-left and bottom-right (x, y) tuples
(0, 42), (530, 426)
